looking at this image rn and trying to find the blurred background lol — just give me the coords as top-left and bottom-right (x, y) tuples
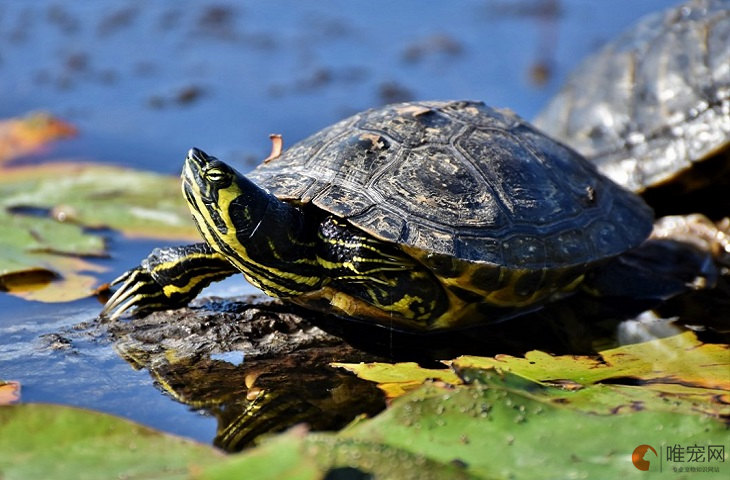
(2, 0), (671, 173)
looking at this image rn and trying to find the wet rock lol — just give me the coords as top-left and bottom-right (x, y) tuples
(97, 295), (387, 451)
(38, 333), (74, 352)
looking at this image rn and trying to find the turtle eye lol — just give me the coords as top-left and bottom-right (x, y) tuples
(205, 168), (227, 184)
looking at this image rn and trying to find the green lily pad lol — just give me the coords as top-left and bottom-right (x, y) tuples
(0, 206), (109, 302)
(3, 359), (728, 479)
(335, 370), (728, 479)
(200, 427), (323, 480)
(0, 163), (200, 302)
(324, 332), (730, 477)
(205, 427), (478, 480)
(336, 333), (729, 414)
(0, 403), (222, 480)
(0, 163), (198, 240)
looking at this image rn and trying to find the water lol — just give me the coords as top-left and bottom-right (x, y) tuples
(0, 0), (675, 445)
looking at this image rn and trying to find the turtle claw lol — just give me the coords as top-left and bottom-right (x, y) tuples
(100, 243), (235, 320)
(100, 268), (151, 320)
(101, 267), (173, 321)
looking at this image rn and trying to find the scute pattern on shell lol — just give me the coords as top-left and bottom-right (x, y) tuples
(249, 100), (653, 270)
(534, 0), (730, 192)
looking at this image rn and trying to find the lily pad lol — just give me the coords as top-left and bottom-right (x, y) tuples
(203, 427), (478, 480)
(0, 163), (199, 302)
(208, 366), (728, 479)
(2, 362), (727, 479)
(332, 361), (461, 399)
(0, 381), (20, 405)
(335, 370), (728, 479)
(198, 334), (730, 478)
(337, 332), (729, 411)
(0, 403), (222, 480)
(0, 112), (77, 165)
(453, 331), (730, 391)
(0, 163), (198, 240)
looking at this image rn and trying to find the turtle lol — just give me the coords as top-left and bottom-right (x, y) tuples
(534, 0), (730, 222)
(101, 100), (672, 332)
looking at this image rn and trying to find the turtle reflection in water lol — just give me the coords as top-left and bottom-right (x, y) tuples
(108, 296), (386, 452)
(102, 99), (719, 332)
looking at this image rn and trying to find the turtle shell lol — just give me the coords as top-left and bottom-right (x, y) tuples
(534, 0), (730, 196)
(248, 100), (652, 273)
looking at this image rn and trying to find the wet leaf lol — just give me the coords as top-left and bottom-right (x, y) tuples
(337, 370), (728, 479)
(0, 163), (198, 240)
(0, 208), (108, 302)
(201, 427), (322, 480)
(332, 361), (461, 399)
(0, 381), (20, 405)
(537, 382), (730, 419)
(453, 331), (730, 390)
(0, 208), (106, 258)
(1, 256), (107, 303)
(0, 163), (199, 301)
(337, 333), (729, 418)
(0, 403), (222, 480)
(207, 427), (477, 480)
(0, 112), (77, 165)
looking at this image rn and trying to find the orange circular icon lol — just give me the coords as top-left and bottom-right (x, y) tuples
(632, 444), (658, 471)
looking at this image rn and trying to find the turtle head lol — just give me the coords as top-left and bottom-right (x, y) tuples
(181, 147), (319, 297)
(182, 147), (270, 242)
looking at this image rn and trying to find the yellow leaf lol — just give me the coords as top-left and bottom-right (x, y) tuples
(453, 331), (730, 391)
(2, 256), (107, 303)
(0, 112), (77, 166)
(332, 362), (461, 399)
(0, 381), (21, 405)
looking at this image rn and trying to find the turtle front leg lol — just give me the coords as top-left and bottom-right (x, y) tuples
(101, 243), (239, 320)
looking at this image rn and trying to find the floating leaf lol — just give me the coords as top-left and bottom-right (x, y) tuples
(0, 207), (110, 302)
(332, 361), (461, 399)
(0, 163), (198, 240)
(0, 381), (20, 405)
(2, 256), (107, 303)
(204, 427), (476, 480)
(0, 112), (77, 165)
(0, 163), (200, 301)
(0, 403), (222, 480)
(453, 331), (730, 391)
(2, 365), (727, 479)
(335, 370), (728, 479)
(337, 333), (729, 418)
(0, 208), (106, 258)
(201, 427), (323, 480)
(214, 334), (730, 478)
